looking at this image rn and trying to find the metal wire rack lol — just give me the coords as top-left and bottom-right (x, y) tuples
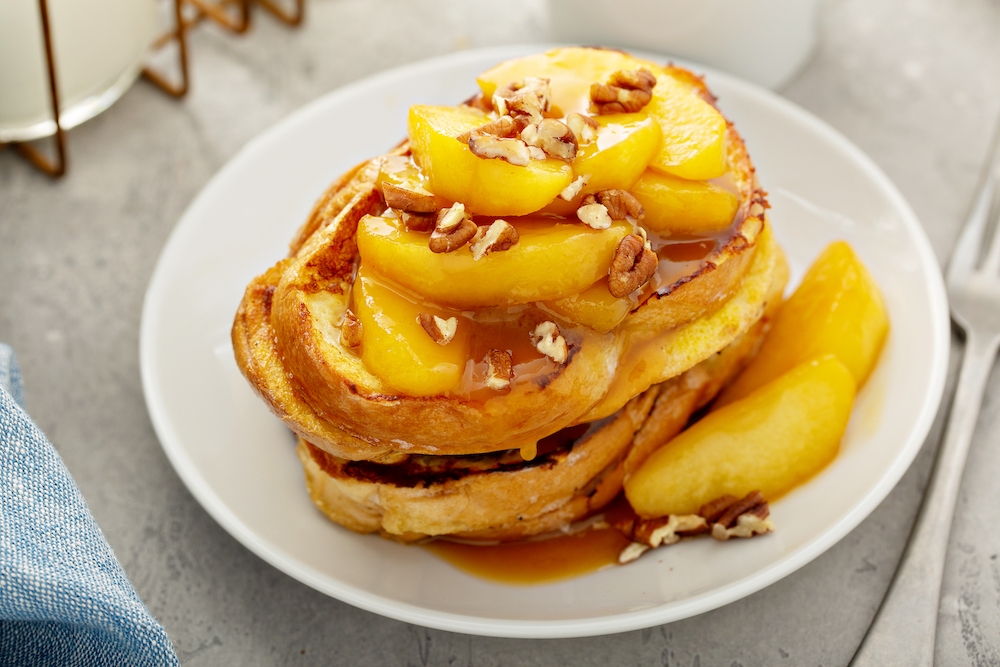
(0, 0), (305, 178)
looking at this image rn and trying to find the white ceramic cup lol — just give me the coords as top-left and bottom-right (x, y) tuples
(0, 0), (157, 142)
(547, 0), (822, 89)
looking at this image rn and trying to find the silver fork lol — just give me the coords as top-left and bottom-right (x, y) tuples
(850, 129), (1000, 665)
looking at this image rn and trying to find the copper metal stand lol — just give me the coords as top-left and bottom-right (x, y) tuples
(5, 0), (305, 178)
(2, 0), (67, 177)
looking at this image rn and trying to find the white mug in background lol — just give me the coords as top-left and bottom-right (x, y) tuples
(0, 0), (157, 142)
(547, 0), (823, 89)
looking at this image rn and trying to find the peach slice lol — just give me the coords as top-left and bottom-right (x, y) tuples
(631, 169), (738, 235)
(408, 105), (573, 216)
(352, 267), (471, 397)
(476, 47), (728, 181)
(625, 356), (857, 517)
(542, 277), (632, 333)
(477, 47), (647, 117)
(715, 241), (888, 407)
(573, 113), (663, 194)
(356, 214), (630, 308)
(645, 73), (728, 181)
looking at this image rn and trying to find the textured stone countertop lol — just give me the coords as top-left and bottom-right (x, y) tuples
(2, 0), (1000, 664)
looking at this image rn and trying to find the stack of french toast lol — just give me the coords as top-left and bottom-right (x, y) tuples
(231, 47), (789, 544)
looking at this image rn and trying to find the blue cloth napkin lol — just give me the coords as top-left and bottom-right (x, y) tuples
(0, 344), (180, 667)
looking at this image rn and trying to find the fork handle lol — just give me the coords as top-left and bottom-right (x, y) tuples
(850, 332), (999, 667)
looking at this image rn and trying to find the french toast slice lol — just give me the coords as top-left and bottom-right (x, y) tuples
(296, 306), (777, 541)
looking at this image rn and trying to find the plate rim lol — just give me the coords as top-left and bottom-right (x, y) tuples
(139, 43), (950, 638)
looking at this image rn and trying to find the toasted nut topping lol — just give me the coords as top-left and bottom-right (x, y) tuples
(456, 115), (518, 143)
(430, 204), (477, 253)
(591, 68), (657, 114)
(435, 202), (466, 233)
(615, 513), (708, 563)
(485, 349), (513, 390)
(340, 311), (362, 348)
(699, 490), (775, 541)
(592, 189), (644, 220)
(521, 118), (578, 161)
(566, 112), (599, 146)
(577, 201), (613, 230)
(560, 174), (591, 201)
(418, 313), (458, 345)
(493, 77), (551, 120)
(531, 321), (568, 364)
(400, 210), (436, 232)
(614, 491), (773, 563)
(381, 182), (437, 214)
(609, 233), (658, 297)
(470, 220), (519, 260)
(467, 133), (531, 166)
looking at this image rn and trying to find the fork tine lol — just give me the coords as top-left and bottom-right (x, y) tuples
(947, 124), (1000, 285)
(982, 182), (1000, 275)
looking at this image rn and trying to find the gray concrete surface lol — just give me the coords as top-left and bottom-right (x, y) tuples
(2, 0), (999, 664)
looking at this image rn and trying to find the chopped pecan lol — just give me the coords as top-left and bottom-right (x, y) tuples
(700, 490), (775, 541)
(469, 220), (519, 260)
(566, 112), (599, 146)
(418, 313), (458, 345)
(467, 133), (531, 167)
(616, 513), (708, 564)
(608, 233), (658, 297)
(576, 201), (613, 230)
(591, 68), (657, 114)
(520, 118), (578, 161)
(456, 115), (518, 143)
(485, 349), (513, 390)
(380, 182), (437, 214)
(400, 210), (436, 232)
(559, 174), (591, 201)
(429, 203), (477, 253)
(493, 77), (551, 121)
(531, 321), (568, 364)
(592, 189), (644, 221)
(339, 311), (362, 348)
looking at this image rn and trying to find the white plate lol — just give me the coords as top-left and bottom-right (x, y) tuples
(140, 45), (950, 638)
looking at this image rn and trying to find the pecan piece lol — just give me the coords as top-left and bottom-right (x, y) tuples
(399, 210), (436, 232)
(591, 68), (657, 114)
(418, 313), (457, 345)
(608, 233), (657, 297)
(576, 201), (613, 230)
(429, 203), (477, 253)
(565, 112), (599, 146)
(616, 513), (708, 564)
(531, 321), (568, 364)
(339, 310), (362, 348)
(456, 115), (518, 143)
(559, 174), (590, 201)
(467, 133), (531, 167)
(485, 349), (513, 390)
(520, 118), (578, 161)
(380, 182), (437, 214)
(592, 189), (644, 221)
(493, 77), (551, 121)
(700, 490), (775, 541)
(469, 220), (519, 260)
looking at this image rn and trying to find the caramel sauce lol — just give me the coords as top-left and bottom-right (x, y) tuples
(424, 528), (631, 585)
